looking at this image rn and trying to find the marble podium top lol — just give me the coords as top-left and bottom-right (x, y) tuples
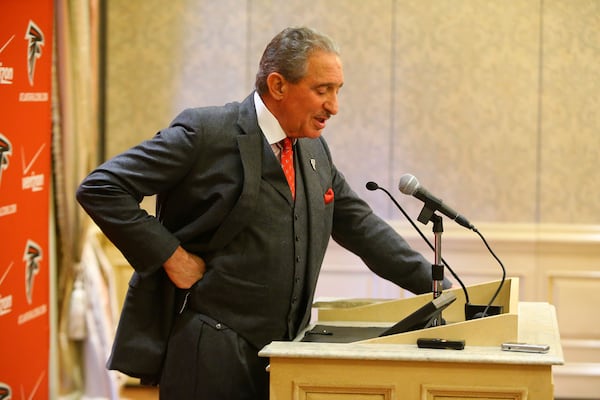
(259, 302), (564, 366)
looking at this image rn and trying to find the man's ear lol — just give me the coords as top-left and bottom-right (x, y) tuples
(266, 72), (287, 100)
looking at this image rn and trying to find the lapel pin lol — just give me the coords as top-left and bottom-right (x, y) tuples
(310, 159), (316, 170)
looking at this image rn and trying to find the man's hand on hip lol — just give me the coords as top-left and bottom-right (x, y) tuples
(163, 246), (206, 289)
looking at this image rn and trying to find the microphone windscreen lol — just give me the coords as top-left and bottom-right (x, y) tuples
(366, 181), (379, 191)
(398, 174), (420, 195)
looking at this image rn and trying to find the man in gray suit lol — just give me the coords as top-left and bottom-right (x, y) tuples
(77, 26), (449, 399)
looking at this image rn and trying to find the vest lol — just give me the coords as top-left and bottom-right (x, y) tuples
(286, 151), (309, 338)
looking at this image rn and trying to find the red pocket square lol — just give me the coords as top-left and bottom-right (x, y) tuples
(324, 188), (334, 204)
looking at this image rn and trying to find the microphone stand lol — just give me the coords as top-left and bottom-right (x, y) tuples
(432, 215), (444, 301)
(417, 204), (445, 327)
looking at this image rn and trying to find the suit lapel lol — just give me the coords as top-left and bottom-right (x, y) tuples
(207, 96), (263, 250)
(207, 134), (262, 250)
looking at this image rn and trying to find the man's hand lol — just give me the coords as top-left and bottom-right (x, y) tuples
(163, 246), (206, 289)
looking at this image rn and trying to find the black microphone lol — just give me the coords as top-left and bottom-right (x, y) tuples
(398, 174), (474, 230)
(365, 181), (379, 191)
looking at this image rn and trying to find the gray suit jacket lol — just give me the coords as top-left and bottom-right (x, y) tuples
(76, 93), (439, 382)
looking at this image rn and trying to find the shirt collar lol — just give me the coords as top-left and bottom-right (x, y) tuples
(254, 91), (287, 145)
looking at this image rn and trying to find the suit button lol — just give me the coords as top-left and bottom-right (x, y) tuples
(215, 323), (223, 330)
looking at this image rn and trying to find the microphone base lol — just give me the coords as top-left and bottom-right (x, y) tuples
(465, 304), (503, 320)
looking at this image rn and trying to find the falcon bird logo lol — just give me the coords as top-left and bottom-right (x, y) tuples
(0, 134), (12, 187)
(24, 20), (44, 86)
(0, 383), (12, 400)
(23, 240), (42, 304)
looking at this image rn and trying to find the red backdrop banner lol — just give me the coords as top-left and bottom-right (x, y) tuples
(0, 1), (53, 398)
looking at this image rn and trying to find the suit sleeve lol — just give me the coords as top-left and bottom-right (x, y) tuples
(76, 111), (202, 276)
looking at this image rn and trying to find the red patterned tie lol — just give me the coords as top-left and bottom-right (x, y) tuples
(281, 137), (295, 199)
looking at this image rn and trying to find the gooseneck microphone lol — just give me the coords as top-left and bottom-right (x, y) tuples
(366, 181), (470, 304)
(368, 177), (507, 320)
(398, 174), (474, 230)
(396, 174), (506, 319)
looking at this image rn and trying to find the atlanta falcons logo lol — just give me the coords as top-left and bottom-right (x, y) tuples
(24, 240), (42, 305)
(0, 134), (11, 187)
(0, 383), (11, 400)
(25, 20), (44, 86)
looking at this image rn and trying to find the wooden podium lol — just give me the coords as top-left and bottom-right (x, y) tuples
(259, 278), (564, 399)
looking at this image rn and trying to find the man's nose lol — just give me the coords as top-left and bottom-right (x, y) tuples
(324, 93), (338, 115)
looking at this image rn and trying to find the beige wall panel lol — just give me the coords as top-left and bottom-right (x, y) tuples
(249, 0), (396, 216)
(169, 1), (250, 109)
(392, 0), (540, 224)
(105, 0), (247, 158)
(548, 272), (600, 340)
(540, 0), (600, 223)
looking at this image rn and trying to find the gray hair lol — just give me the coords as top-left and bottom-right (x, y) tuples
(255, 27), (340, 95)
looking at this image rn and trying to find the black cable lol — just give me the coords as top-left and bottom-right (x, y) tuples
(473, 227), (506, 317)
